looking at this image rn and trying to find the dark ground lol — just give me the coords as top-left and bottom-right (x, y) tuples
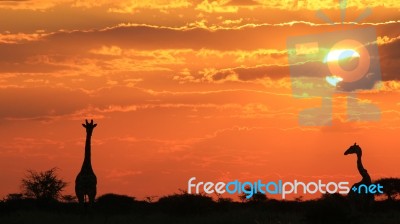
(1, 194), (399, 224)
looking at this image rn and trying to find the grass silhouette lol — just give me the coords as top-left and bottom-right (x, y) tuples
(1, 191), (400, 224)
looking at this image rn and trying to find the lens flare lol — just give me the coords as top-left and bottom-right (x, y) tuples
(323, 49), (360, 63)
(325, 75), (344, 86)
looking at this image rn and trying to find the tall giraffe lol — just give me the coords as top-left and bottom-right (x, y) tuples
(344, 143), (374, 210)
(75, 119), (97, 205)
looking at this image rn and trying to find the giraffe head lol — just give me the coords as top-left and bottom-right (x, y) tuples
(344, 142), (362, 156)
(82, 119), (97, 135)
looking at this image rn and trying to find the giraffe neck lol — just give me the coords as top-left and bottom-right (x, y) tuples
(356, 153), (371, 184)
(81, 132), (93, 172)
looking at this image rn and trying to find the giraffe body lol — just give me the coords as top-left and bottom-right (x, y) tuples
(344, 143), (374, 210)
(75, 119), (97, 205)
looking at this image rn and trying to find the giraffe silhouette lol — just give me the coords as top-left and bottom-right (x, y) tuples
(75, 119), (97, 205)
(344, 143), (374, 210)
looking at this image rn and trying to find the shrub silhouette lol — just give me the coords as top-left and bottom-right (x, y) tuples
(374, 178), (400, 201)
(96, 193), (136, 214)
(2, 193), (36, 212)
(157, 191), (214, 214)
(305, 193), (352, 224)
(216, 196), (233, 204)
(238, 186), (268, 203)
(61, 195), (77, 203)
(4, 193), (24, 201)
(21, 168), (67, 203)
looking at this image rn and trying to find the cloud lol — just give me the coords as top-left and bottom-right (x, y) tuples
(108, 0), (192, 13)
(173, 68), (200, 84)
(374, 81), (400, 92)
(90, 45), (122, 56)
(0, 0), (398, 37)
(379, 37), (400, 81)
(377, 35), (400, 45)
(195, 0), (239, 13)
(194, 0), (400, 14)
(201, 64), (290, 82)
(256, 0), (400, 10)
(0, 0), (192, 12)
(0, 74), (296, 122)
(0, 0), (70, 10)
(1, 20), (399, 50)
(0, 0), (398, 12)
(226, 0), (260, 6)
(0, 32), (48, 44)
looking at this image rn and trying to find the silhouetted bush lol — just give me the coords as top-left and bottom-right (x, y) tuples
(4, 193), (24, 201)
(1, 192), (399, 223)
(21, 168), (67, 203)
(61, 195), (77, 203)
(216, 197), (232, 203)
(96, 193), (136, 214)
(305, 193), (353, 224)
(1, 196), (37, 212)
(157, 192), (215, 214)
(238, 186), (268, 204)
(374, 178), (400, 201)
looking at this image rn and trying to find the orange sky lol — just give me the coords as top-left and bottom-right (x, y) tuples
(0, 0), (399, 201)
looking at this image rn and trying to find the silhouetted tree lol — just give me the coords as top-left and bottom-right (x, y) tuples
(374, 178), (400, 201)
(21, 168), (67, 202)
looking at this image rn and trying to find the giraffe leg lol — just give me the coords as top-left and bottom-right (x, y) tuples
(88, 191), (96, 204)
(75, 185), (85, 204)
(77, 193), (84, 204)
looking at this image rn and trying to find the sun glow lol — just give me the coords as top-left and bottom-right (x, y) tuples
(324, 49), (360, 63)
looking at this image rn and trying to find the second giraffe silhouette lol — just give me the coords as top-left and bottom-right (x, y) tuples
(75, 119), (97, 205)
(344, 143), (374, 210)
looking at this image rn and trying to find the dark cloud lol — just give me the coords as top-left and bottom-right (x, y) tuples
(0, 21), (397, 79)
(379, 38), (400, 81)
(209, 65), (290, 81)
